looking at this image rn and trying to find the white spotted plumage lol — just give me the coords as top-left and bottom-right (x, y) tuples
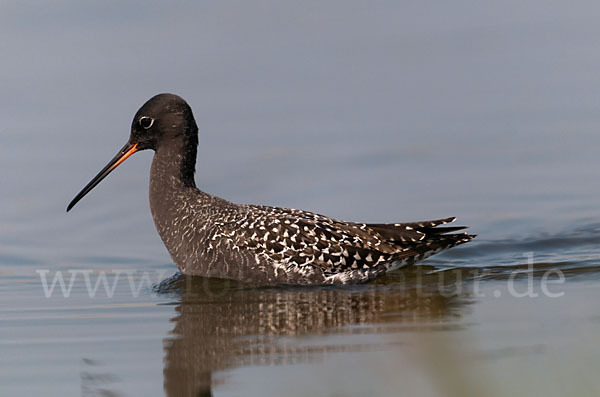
(150, 182), (475, 284)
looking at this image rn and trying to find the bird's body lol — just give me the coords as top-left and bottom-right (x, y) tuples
(68, 93), (475, 284)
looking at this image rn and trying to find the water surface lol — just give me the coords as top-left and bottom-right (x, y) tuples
(2, 1), (600, 396)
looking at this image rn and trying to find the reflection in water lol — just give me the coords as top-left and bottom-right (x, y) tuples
(158, 247), (600, 397)
(159, 267), (475, 396)
(80, 358), (122, 397)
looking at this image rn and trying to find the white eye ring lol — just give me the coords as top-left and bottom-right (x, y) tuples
(139, 116), (154, 129)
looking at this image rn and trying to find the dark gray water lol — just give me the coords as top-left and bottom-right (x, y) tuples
(2, 1), (600, 396)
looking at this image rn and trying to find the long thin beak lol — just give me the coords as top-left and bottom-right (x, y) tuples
(66, 142), (139, 212)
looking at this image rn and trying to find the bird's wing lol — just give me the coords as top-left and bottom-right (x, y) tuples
(225, 206), (473, 275)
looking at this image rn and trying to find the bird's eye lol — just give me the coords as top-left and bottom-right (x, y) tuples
(139, 117), (154, 129)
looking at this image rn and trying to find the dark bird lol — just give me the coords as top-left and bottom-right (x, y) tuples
(67, 94), (475, 284)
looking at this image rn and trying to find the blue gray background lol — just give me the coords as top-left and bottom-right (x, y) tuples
(2, 1), (600, 396)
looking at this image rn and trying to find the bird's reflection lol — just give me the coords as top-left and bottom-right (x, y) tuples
(159, 266), (476, 396)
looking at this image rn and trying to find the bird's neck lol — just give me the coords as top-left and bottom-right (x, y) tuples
(148, 133), (231, 269)
(150, 135), (198, 190)
(149, 134), (208, 242)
